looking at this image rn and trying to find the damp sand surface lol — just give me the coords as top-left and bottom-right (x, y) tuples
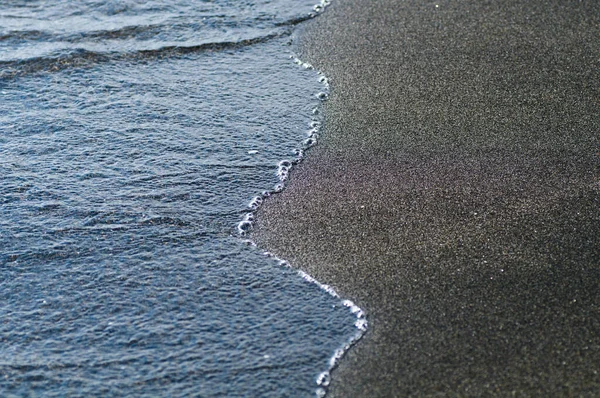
(253, 0), (600, 396)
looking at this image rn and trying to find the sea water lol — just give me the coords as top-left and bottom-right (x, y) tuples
(0, 1), (363, 396)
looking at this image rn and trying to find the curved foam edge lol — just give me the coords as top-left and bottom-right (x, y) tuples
(236, 57), (328, 237)
(241, 240), (369, 398)
(236, 1), (367, 396)
(236, 31), (367, 398)
(261, 251), (368, 398)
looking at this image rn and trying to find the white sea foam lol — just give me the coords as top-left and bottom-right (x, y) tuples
(236, 51), (329, 234)
(307, 128), (319, 137)
(257, 250), (369, 397)
(248, 196), (263, 210)
(234, 2), (368, 395)
(295, 261), (369, 396)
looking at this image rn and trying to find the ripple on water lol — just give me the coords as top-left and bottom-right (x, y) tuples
(0, 0), (363, 396)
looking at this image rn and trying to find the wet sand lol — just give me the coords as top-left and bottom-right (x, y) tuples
(255, 0), (600, 396)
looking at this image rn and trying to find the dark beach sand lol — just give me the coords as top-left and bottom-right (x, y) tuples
(255, 0), (600, 396)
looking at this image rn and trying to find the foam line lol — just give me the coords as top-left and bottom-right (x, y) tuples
(235, 4), (370, 392)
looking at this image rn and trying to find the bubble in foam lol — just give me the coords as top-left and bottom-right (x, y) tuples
(316, 92), (328, 100)
(329, 347), (346, 368)
(355, 318), (368, 331)
(298, 270), (315, 284)
(319, 283), (337, 298)
(294, 148), (304, 158)
(316, 371), (331, 386)
(304, 137), (317, 148)
(278, 159), (292, 168)
(313, 0), (332, 14)
(273, 183), (284, 193)
(248, 196), (263, 210)
(277, 160), (293, 181)
(277, 169), (289, 182)
(343, 300), (365, 319)
(310, 121), (321, 129)
(237, 220), (252, 235)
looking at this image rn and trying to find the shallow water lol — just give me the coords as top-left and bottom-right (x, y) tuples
(0, 1), (360, 396)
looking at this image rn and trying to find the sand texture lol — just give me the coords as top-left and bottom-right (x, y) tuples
(254, 0), (600, 396)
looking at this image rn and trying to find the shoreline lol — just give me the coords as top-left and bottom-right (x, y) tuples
(255, 0), (600, 396)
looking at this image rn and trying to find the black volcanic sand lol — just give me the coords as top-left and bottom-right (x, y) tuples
(254, 0), (600, 396)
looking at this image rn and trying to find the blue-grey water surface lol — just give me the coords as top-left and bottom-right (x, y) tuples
(0, 1), (358, 396)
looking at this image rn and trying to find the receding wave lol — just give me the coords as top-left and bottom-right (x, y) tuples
(1, 15), (311, 45)
(0, 0), (320, 79)
(0, 32), (290, 79)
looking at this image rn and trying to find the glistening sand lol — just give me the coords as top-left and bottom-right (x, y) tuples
(254, 0), (600, 396)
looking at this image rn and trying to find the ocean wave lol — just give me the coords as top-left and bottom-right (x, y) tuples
(0, 31), (289, 79)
